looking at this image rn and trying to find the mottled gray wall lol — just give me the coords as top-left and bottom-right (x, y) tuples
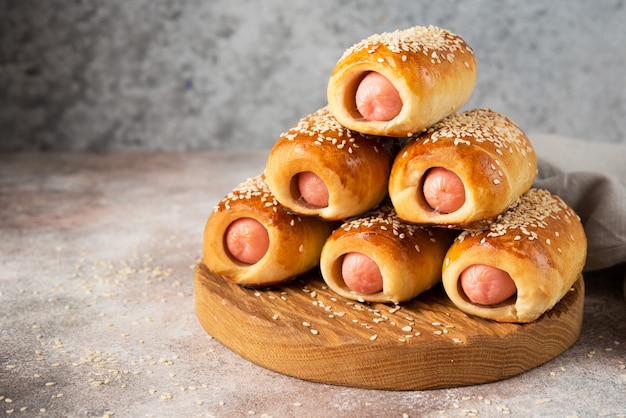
(1, 0), (625, 151)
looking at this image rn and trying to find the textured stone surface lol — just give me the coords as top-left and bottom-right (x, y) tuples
(1, 152), (625, 417)
(1, 0), (625, 151)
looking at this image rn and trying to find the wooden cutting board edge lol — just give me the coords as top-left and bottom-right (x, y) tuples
(194, 262), (584, 391)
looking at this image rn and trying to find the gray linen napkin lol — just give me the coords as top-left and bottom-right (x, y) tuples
(530, 134), (626, 275)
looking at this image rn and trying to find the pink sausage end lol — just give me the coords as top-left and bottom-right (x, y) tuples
(341, 252), (383, 294)
(224, 217), (269, 265)
(355, 72), (402, 121)
(297, 171), (329, 208)
(460, 264), (517, 305)
(422, 167), (466, 214)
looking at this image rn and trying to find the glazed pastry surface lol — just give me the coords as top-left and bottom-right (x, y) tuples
(327, 25), (476, 137)
(204, 175), (333, 286)
(389, 108), (537, 229)
(442, 188), (587, 323)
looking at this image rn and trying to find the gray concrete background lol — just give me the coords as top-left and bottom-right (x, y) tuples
(1, 0), (625, 151)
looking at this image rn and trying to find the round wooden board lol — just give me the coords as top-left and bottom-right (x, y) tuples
(194, 262), (584, 391)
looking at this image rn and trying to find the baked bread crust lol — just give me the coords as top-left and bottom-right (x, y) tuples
(389, 108), (537, 229)
(265, 106), (394, 221)
(320, 204), (456, 303)
(441, 188), (587, 323)
(327, 25), (477, 137)
(203, 174), (333, 286)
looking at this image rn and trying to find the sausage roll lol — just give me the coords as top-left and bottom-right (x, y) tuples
(203, 174), (334, 286)
(320, 204), (456, 303)
(442, 188), (587, 323)
(327, 25), (477, 137)
(265, 106), (395, 221)
(388, 108), (537, 229)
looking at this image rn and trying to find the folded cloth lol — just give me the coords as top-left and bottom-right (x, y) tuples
(531, 134), (626, 274)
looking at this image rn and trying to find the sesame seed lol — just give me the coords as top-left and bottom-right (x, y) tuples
(339, 25), (474, 64)
(456, 188), (579, 245)
(278, 107), (386, 157)
(420, 109), (533, 175)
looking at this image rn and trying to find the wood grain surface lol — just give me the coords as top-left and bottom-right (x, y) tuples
(194, 262), (584, 390)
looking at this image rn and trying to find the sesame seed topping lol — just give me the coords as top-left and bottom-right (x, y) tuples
(339, 204), (426, 239)
(456, 188), (580, 244)
(279, 106), (385, 154)
(214, 174), (277, 213)
(339, 25), (474, 63)
(421, 109), (534, 159)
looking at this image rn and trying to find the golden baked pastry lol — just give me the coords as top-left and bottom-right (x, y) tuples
(203, 174), (333, 286)
(442, 188), (587, 323)
(320, 204), (456, 303)
(265, 106), (395, 221)
(327, 25), (476, 137)
(388, 108), (537, 229)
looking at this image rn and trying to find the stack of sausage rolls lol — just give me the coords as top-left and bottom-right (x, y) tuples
(203, 25), (587, 323)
